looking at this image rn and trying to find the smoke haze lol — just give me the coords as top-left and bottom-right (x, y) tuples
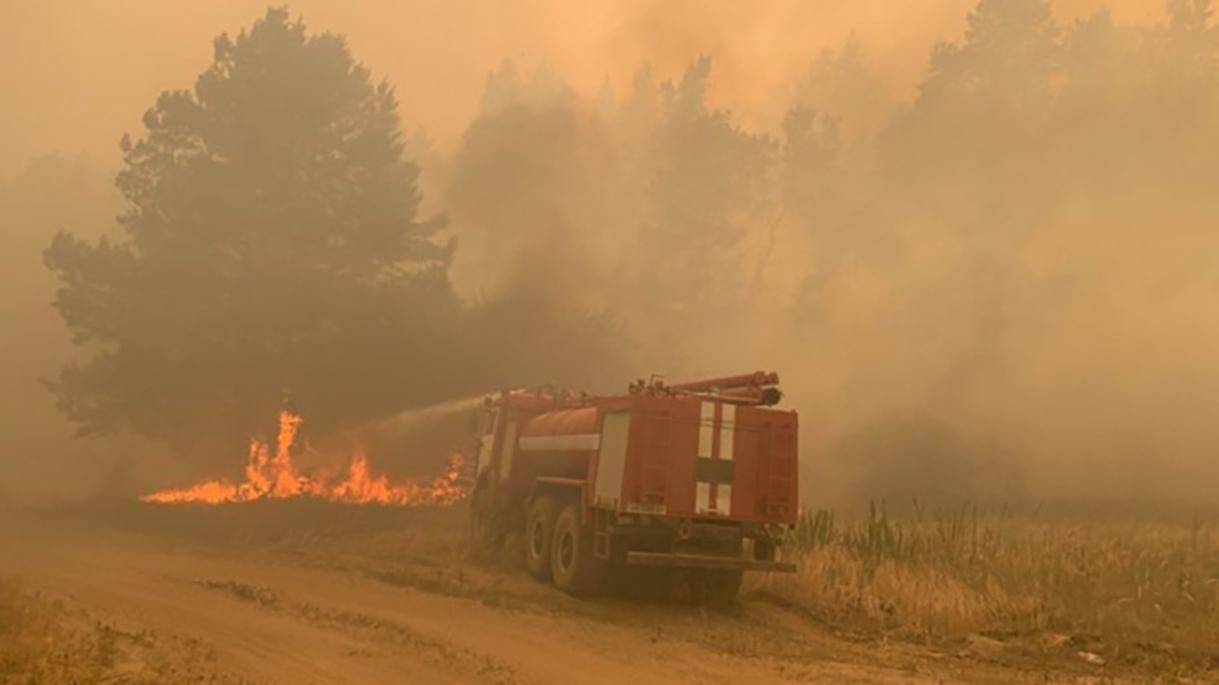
(4, 1), (1217, 509)
(2, 0), (1164, 172)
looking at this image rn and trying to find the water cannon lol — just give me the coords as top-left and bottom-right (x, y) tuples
(631, 370), (783, 406)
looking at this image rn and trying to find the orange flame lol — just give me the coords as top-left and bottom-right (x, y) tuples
(141, 411), (466, 506)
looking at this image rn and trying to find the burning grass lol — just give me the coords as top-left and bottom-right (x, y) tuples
(141, 411), (466, 506)
(753, 503), (1219, 676)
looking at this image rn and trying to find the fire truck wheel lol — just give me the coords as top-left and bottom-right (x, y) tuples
(524, 496), (558, 580)
(551, 503), (603, 597)
(693, 569), (743, 608)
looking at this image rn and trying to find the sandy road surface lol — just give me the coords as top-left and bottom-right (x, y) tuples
(0, 513), (1053, 684)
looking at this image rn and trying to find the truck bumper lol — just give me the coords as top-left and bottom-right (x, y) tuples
(625, 551), (797, 573)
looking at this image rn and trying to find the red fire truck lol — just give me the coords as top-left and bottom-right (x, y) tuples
(468, 371), (798, 603)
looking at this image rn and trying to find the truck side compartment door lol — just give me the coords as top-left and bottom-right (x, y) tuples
(593, 412), (630, 509)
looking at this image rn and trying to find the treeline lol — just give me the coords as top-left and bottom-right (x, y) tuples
(18, 1), (1219, 499)
(439, 0), (1219, 502)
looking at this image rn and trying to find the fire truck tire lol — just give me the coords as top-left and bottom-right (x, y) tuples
(551, 503), (603, 597)
(524, 496), (558, 580)
(693, 569), (743, 608)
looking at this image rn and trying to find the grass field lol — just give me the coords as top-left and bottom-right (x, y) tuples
(0, 576), (127, 684)
(754, 502), (1219, 676)
(0, 577), (61, 681)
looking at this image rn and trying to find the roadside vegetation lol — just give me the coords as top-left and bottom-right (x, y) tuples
(1, 578), (60, 681)
(0, 572), (224, 683)
(755, 504), (1219, 676)
(0, 577), (117, 683)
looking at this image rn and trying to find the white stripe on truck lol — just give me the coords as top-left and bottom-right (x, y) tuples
(698, 401), (715, 458)
(716, 484), (732, 514)
(696, 482), (710, 512)
(718, 403), (735, 462)
(695, 400), (734, 516)
(518, 433), (602, 452)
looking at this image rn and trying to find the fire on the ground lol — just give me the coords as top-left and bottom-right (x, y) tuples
(141, 411), (465, 506)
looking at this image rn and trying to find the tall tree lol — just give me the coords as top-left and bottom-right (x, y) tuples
(891, 0), (1060, 188)
(44, 8), (457, 455)
(638, 58), (776, 306)
(792, 38), (893, 142)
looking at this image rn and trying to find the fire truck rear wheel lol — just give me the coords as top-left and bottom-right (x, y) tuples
(551, 503), (603, 597)
(524, 496), (558, 580)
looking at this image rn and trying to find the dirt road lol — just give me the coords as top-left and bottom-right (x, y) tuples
(0, 511), (1066, 684)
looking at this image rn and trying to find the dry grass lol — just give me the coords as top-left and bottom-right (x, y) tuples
(1, 568), (227, 683)
(753, 503), (1219, 675)
(0, 578), (62, 681)
(765, 545), (1030, 636)
(0, 577), (127, 684)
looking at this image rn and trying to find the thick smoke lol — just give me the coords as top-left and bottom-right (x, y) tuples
(4, 1), (1216, 509)
(444, 1), (1219, 508)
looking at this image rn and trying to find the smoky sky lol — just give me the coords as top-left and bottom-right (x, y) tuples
(1, 0), (1164, 174)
